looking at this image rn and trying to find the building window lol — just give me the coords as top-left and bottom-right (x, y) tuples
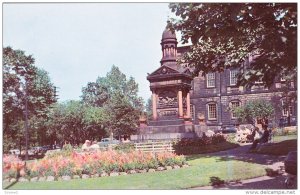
(230, 101), (240, 119)
(282, 100), (293, 117)
(207, 103), (217, 120)
(229, 69), (239, 86)
(206, 72), (215, 88)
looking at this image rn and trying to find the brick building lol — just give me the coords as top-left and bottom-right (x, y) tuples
(189, 67), (297, 130)
(146, 28), (297, 132)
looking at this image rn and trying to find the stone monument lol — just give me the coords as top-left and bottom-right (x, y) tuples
(132, 27), (197, 141)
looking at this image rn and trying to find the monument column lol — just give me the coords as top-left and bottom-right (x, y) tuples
(152, 91), (158, 120)
(186, 91), (191, 118)
(178, 89), (183, 118)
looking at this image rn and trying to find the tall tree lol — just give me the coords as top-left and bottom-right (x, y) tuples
(169, 3), (297, 87)
(81, 77), (109, 107)
(46, 101), (104, 146)
(82, 105), (108, 141)
(234, 99), (275, 127)
(82, 66), (143, 109)
(3, 47), (35, 132)
(3, 47), (57, 152)
(81, 65), (144, 137)
(104, 91), (140, 138)
(145, 97), (153, 119)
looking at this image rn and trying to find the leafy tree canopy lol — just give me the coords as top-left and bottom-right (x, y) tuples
(81, 65), (144, 110)
(145, 97), (153, 119)
(47, 101), (108, 146)
(169, 3), (297, 87)
(3, 46), (57, 152)
(234, 99), (274, 125)
(81, 65), (144, 138)
(3, 47), (57, 120)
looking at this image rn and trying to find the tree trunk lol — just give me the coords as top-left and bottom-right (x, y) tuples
(287, 113), (291, 126)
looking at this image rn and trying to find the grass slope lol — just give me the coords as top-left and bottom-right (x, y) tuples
(272, 134), (297, 143)
(174, 141), (239, 155)
(255, 139), (297, 156)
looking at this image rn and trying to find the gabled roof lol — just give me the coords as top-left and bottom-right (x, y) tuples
(147, 65), (180, 77)
(147, 65), (193, 83)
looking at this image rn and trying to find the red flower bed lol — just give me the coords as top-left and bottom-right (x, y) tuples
(3, 150), (186, 180)
(3, 155), (25, 179)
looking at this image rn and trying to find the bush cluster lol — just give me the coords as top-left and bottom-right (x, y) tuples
(273, 127), (297, 136)
(114, 143), (135, 152)
(173, 133), (227, 155)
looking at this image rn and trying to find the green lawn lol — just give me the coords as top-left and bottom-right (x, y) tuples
(174, 141), (239, 155)
(272, 134), (297, 143)
(4, 135), (295, 189)
(255, 139), (297, 156)
(3, 155), (266, 190)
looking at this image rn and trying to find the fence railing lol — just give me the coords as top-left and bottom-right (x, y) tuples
(134, 141), (174, 153)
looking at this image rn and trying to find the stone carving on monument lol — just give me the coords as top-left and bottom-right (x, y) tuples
(157, 90), (177, 108)
(152, 66), (178, 76)
(157, 90), (179, 119)
(157, 109), (178, 117)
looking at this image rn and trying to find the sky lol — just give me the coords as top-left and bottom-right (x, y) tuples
(3, 3), (176, 103)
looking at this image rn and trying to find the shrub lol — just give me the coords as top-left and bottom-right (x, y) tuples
(173, 134), (230, 155)
(106, 163), (119, 173)
(165, 158), (175, 166)
(82, 164), (93, 175)
(212, 133), (226, 144)
(146, 160), (159, 169)
(58, 163), (74, 177)
(114, 143), (135, 152)
(7, 169), (18, 179)
(44, 168), (55, 177)
(89, 161), (103, 174)
(28, 169), (39, 178)
(62, 143), (73, 152)
(174, 156), (186, 165)
(122, 163), (136, 172)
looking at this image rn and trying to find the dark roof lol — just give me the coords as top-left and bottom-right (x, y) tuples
(177, 45), (191, 53)
(162, 28), (176, 40)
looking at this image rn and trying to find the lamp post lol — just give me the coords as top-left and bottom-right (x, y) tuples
(20, 80), (29, 161)
(24, 80), (29, 161)
(219, 72), (223, 128)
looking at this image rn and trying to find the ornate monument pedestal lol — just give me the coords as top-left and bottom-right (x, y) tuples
(130, 26), (204, 141)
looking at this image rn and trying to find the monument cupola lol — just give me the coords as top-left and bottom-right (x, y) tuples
(160, 26), (178, 67)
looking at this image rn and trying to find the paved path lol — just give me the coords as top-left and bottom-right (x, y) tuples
(191, 143), (297, 189)
(192, 174), (296, 189)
